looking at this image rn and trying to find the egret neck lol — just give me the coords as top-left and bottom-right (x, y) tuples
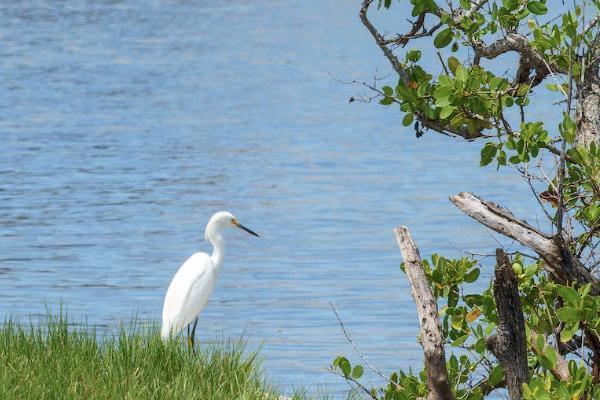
(208, 234), (225, 275)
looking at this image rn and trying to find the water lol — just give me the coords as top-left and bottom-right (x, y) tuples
(1, 0), (552, 396)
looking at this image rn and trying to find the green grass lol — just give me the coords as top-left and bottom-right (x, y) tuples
(0, 313), (306, 400)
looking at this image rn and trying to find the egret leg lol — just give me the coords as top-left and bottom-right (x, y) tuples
(189, 317), (199, 353)
(187, 336), (193, 352)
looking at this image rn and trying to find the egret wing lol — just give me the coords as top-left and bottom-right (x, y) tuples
(161, 252), (215, 338)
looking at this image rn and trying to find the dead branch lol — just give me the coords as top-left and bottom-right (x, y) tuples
(486, 249), (529, 400)
(394, 226), (454, 400)
(449, 192), (600, 295)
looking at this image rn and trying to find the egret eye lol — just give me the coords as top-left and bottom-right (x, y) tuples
(230, 218), (236, 225)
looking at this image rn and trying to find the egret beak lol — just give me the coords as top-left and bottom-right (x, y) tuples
(233, 220), (259, 237)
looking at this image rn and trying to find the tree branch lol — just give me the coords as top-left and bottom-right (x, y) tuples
(359, 0), (482, 140)
(449, 192), (600, 295)
(473, 33), (564, 76)
(359, 0), (407, 81)
(394, 226), (454, 400)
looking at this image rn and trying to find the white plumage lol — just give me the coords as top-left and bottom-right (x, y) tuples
(161, 252), (215, 339)
(161, 211), (258, 344)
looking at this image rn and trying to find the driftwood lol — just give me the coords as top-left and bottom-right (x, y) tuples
(394, 226), (454, 400)
(486, 249), (529, 400)
(450, 192), (599, 296)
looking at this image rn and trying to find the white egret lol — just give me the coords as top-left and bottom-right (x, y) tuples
(161, 211), (259, 348)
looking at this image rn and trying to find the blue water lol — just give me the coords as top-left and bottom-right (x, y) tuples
(1, 1), (551, 396)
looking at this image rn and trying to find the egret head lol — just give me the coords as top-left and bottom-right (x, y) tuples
(204, 211), (259, 241)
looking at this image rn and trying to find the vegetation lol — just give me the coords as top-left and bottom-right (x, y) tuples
(333, 0), (600, 399)
(0, 314), (302, 400)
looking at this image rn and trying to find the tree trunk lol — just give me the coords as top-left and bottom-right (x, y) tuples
(394, 226), (455, 400)
(576, 82), (600, 146)
(487, 249), (529, 400)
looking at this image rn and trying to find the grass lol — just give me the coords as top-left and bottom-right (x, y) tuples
(0, 313), (307, 400)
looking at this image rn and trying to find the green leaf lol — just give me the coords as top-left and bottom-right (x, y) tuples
(339, 358), (351, 377)
(524, 264), (538, 277)
(450, 113), (466, 128)
(485, 322), (496, 336)
(538, 355), (554, 370)
(527, 1), (548, 15)
(509, 155), (521, 164)
(474, 337), (486, 354)
(452, 334), (468, 346)
(382, 86), (393, 96)
(556, 306), (579, 323)
(434, 28), (453, 48)
(464, 268), (480, 283)
(533, 334), (544, 353)
(517, 84), (530, 97)
(434, 85), (453, 103)
(503, 96), (514, 107)
(480, 142), (497, 166)
(440, 106), (455, 119)
(333, 356), (347, 368)
(406, 49), (422, 62)
(379, 97), (394, 105)
(488, 365), (504, 386)
(447, 56), (460, 74)
(560, 322), (579, 342)
(396, 82), (416, 102)
(504, 0), (519, 11)
(559, 113), (576, 144)
(557, 286), (580, 304)
(497, 150), (506, 166)
(545, 346), (558, 368)
(455, 66), (468, 82)
(351, 365), (364, 379)
(402, 113), (414, 126)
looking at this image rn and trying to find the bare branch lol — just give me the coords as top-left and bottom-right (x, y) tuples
(380, 19), (444, 46)
(463, 0), (488, 20)
(473, 33), (565, 77)
(359, 0), (407, 81)
(328, 368), (378, 399)
(394, 226), (454, 400)
(449, 192), (600, 295)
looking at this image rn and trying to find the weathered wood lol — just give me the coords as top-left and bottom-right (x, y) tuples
(449, 192), (599, 295)
(488, 249), (529, 400)
(394, 226), (454, 400)
(575, 82), (599, 146)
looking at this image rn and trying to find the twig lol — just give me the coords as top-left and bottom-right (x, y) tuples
(329, 302), (400, 389)
(328, 368), (378, 399)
